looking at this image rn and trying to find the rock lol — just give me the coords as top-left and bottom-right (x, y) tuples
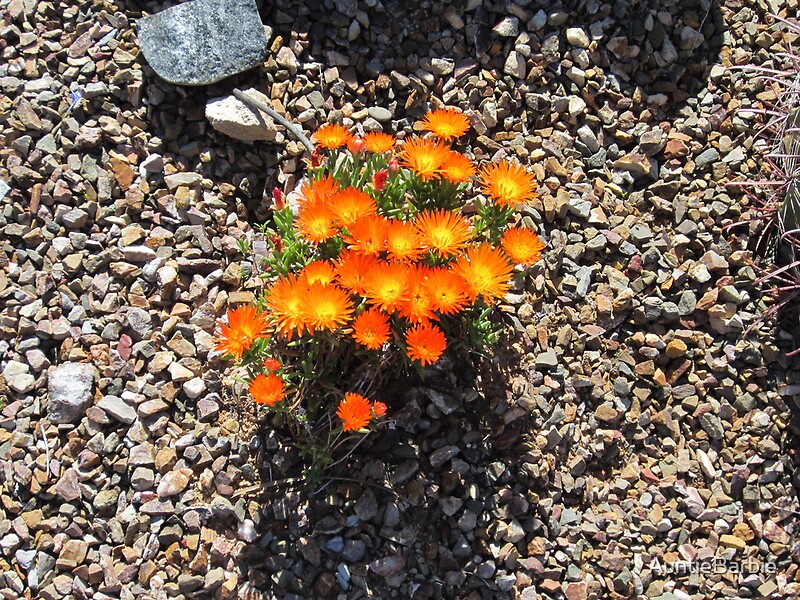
(47, 363), (96, 424)
(206, 89), (278, 142)
(566, 27), (590, 48)
(137, 0), (269, 85)
(97, 395), (137, 424)
(3, 360), (35, 394)
(157, 468), (193, 497)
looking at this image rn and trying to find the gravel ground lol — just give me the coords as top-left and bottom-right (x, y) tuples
(2, 0), (800, 599)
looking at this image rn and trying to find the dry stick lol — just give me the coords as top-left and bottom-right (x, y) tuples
(231, 88), (315, 154)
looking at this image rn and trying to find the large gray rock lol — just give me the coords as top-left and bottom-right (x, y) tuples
(47, 363), (96, 424)
(137, 0), (269, 86)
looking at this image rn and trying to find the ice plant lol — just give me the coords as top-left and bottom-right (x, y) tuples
(337, 393), (373, 431)
(416, 209), (473, 257)
(478, 159), (539, 208)
(363, 132), (396, 153)
(405, 322), (447, 365)
(351, 308), (391, 349)
(400, 136), (451, 181)
(217, 107), (546, 479)
(454, 244), (515, 301)
(422, 108), (471, 140)
(501, 228), (546, 265)
(313, 123), (352, 149)
(249, 373), (285, 406)
(215, 305), (269, 360)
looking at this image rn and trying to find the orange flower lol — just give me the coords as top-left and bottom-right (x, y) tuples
(363, 132), (396, 153)
(398, 266), (436, 324)
(337, 392), (373, 431)
(372, 401), (387, 417)
(313, 123), (352, 149)
(264, 274), (308, 339)
(336, 250), (382, 295)
(297, 201), (337, 244)
(298, 175), (340, 206)
(215, 305), (270, 360)
(441, 151), (477, 183)
(421, 108), (470, 140)
(415, 209), (472, 258)
(453, 244), (514, 301)
(249, 373), (285, 406)
(302, 282), (354, 333)
(399, 136), (451, 181)
(330, 186), (377, 227)
(301, 260), (337, 286)
(343, 214), (389, 256)
(478, 159), (538, 208)
(501, 228), (545, 265)
(362, 261), (409, 313)
(263, 358), (282, 372)
(405, 322), (447, 365)
(386, 220), (424, 263)
(352, 308), (391, 349)
(425, 268), (470, 315)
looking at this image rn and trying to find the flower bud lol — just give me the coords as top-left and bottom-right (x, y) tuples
(272, 187), (285, 210)
(348, 137), (365, 154)
(373, 169), (388, 192)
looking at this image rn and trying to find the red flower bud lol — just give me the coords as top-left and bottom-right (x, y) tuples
(310, 147), (323, 167)
(388, 156), (399, 172)
(271, 234), (284, 252)
(373, 169), (388, 192)
(348, 137), (365, 154)
(372, 401), (387, 417)
(272, 187), (285, 210)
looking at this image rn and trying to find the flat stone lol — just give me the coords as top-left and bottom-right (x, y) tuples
(3, 360), (35, 393)
(47, 362), (96, 424)
(206, 89), (277, 142)
(137, 0), (269, 86)
(97, 395), (137, 424)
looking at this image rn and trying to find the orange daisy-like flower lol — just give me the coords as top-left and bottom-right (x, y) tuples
(421, 108), (470, 140)
(425, 267), (470, 315)
(405, 322), (447, 365)
(453, 243), (514, 302)
(303, 282), (354, 333)
(363, 132), (396, 153)
(298, 175), (340, 206)
(441, 151), (477, 184)
(386, 220), (424, 263)
(336, 250), (382, 295)
(337, 392), (373, 431)
(399, 136), (451, 181)
(343, 214), (389, 256)
(264, 274), (308, 340)
(478, 159), (538, 208)
(352, 308), (391, 349)
(313, 123), (352, 149)
(297, 201), (338, 244)
(501, 228), (545, 265)
(301, 260), (337, 286)
(398, 266), (436, 324)
(362, 261), (410, 314)
(416, 209), (473, 258)
(263, 358), (282, 372)
(215, 305), (270, 360)
(330, 187), (378, 227)
(249, 373), (285, 406)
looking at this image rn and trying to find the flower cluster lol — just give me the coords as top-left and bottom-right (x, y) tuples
(215, 108), (544, 447)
